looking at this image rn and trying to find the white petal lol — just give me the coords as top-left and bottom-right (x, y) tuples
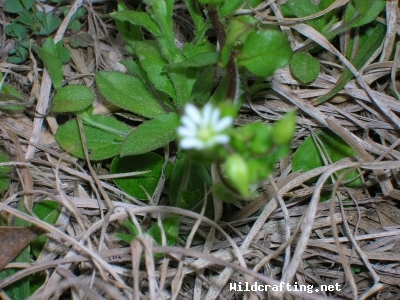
(214, 116), (233, 131)
(180, 138), (205, 150)
(177, 126), (195, 137)
(210, 107), (220, 126)
(181, 116), (197, 131)
(185, 104), (202, 124)
(213, 134), (230, 144)
(202, 103), (213, 124)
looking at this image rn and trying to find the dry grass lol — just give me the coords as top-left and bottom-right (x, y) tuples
(1, 0), (400, 299)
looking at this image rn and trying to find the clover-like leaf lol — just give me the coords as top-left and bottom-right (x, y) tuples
(4, 0), (34, 13)
(236, 29), (292, 77)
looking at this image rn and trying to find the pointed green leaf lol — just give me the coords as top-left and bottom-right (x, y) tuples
(96, 71), (166, 118)
(169, 152), (213, 219)
(136, 41), (176, 99)
(120, 113), (179, 156)
(111, 152), (164, 200)
(37, 46), (63, 90)
(315, 23), (385, 104)
(109, 11), (161, 36)
(166, 52), (219, 70)
(147, 214), (179, 246)
(345, 0), (386, 28)
(292, 130), (362, 187)
(32, 200), (60, 257)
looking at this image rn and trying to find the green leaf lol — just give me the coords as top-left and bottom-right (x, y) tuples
(236, 29), (292, 77)
(4, 0), (34, 13)
(183, 43), (216, 59)
(52, 85), (94, 113)
(113, 4), (142, 49)
(136, 40), (176, 99)
(144, 0), (180, 63)
(292, 130), (362, 187)
(147, 214), (179, 246)
(314, 23), (385, 104)
(37, 39), (64, 90)
(5, 21), (27, 39)
(290, 52), (320, 84)
(218, 0), (245, 17)
(55, 115), (131, 160)
(182, 0), (210, 43)
(17, 10), (34, 26)
(166, 52), (219, 70)
(345, 0), (386, 28)
(0, 152), (11, 193)
(120, 113), (180, 156)
(288, 0), (325, 31)
(111, 152), (164, 200)
(109, 11), (161, 37)
(0, 73), (24, 101)
(352, 0), (377, 16)
(95, 71), (166, 118)
(31, 200), (60, 257)
(191, 66), (215, 104)
(32, 12), (61, 35)
(169, 152), (213, 218)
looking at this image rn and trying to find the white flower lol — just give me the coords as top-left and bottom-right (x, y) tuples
(178, 103), (233, 150)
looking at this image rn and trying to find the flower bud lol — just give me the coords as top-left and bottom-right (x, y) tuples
(272, 110), (296, 145)
(225, 154), (250, 198)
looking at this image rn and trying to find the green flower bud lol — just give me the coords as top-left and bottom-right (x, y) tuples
(225, 154), (250, 198)
(272, 110), (296, 145)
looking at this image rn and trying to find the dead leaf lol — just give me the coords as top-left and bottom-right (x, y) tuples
(0, 227), (46, 271)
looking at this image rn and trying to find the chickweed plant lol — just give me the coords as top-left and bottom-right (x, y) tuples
(52, 0), (384, 243)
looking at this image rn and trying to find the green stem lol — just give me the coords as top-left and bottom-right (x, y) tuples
(209, 8), (238, 101)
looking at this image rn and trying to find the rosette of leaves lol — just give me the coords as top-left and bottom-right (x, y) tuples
(4, 0), (86, 64)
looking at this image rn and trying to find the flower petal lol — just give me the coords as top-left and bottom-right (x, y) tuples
(210, 107), (220, 126)
(185, 104), (202, 124)
(180, 137), (205, 150)
(181, 116), (197, 131)
(213, 134), (230, 144)
(202, 103), (213, 125)
(177, 126), (195, 137)
(214, 116), (233, 131)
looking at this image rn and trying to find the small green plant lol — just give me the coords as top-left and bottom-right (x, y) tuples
(48, 0), (296, 247)
(4, 0), (86, 64)
(284, 0), (387, 98)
